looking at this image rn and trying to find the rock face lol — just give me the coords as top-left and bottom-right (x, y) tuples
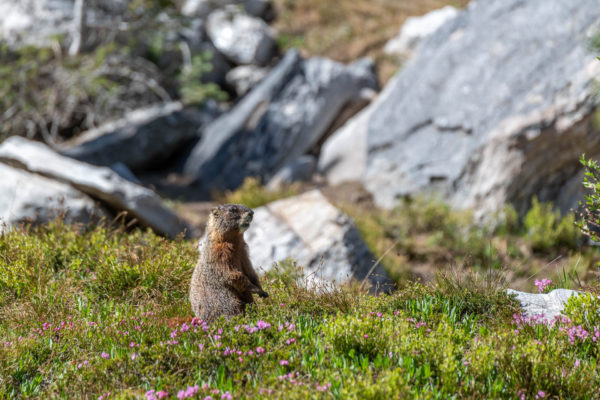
(507, 289), (580, 319)
(206, 6), (276, 66)
(60, 102), (217, 172)
(384, 6), (458, 59)
(0, 163), (103, 230)
(244, 190), (393, 292)
(0, 137), (188, 238)
(183, 49), (378, 193)
(320, 0), (600, 215)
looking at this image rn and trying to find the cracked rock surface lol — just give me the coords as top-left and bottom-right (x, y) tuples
(320, 0), (600, 214)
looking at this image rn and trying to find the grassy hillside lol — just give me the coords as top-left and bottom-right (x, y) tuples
(1, 217), (600, 399)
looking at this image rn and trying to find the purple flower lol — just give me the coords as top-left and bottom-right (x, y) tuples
(279, 360), (289, 366)
(101, 352), (110, 359)
(256, 320), (271, 330)
(534, 279), (552, 293)
(535, 390), (546, 399)
(221, 392), (233, 400)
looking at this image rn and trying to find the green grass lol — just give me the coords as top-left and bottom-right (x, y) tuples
(1, 220), (600, 399)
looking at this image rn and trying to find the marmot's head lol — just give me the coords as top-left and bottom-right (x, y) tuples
(207, 204), (254, 237)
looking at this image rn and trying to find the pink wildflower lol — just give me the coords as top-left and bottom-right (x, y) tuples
(279, 360), (289, 366)
(101, 352), (110, 359)
(534, 279), (552, 293)
(221, 392), (233, 400)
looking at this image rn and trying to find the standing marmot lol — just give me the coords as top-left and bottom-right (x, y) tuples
(190, 204), (268, 322)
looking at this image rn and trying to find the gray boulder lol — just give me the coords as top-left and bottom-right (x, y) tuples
(245, 190), (393, 292)
(0, 163), (104, 231)
(0, 137), (189, 238)
(226, 64), (269, 97)
(59, 102), (217, 172)
(0, 0), (73, 48)
(183, 49), (378, 193)
(206, 5), (276, 66)
(507, 289), (580, 319)
(320, 0), (600, 215)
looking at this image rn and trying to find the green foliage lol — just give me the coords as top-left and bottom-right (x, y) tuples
(218, 177), (300, 209)
(576, 155), (600, 242)
(0, 221), (598, 399)
(178, 53), (228, 105)
(0, 2), (225, 142)
(563, 293), (600, 329)
(524, 197), (579, 253)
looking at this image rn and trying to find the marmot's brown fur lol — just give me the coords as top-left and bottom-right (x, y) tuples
(189, 204), (268, 322)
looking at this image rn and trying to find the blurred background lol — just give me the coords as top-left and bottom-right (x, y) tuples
(1, 0), (599, 291)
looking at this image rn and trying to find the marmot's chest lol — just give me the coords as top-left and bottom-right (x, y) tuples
(206, 241), (246, 270)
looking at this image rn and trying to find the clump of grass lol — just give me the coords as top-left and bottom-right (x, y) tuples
(217, 177), (301, 209)
(342, 195), (591, 292)
(524, 197), (579, 253)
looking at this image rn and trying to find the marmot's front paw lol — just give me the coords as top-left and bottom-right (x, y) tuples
(258, 290), (269, 298)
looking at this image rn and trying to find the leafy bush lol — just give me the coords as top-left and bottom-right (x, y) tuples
(576, 155), (600, 242)
(523, 197), (579, 252)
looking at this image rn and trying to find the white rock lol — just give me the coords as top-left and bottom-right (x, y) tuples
(507, 289), (580, 319)
(244, 190), (393, 291)
(0, 137), (188, 238)
(225, 64), (269, 96)
(0, 163), (103, 231)
(206, 6), (276, 66)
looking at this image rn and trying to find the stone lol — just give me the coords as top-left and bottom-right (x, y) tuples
(244, 190), (394, 292)
(225, 64), (269, 97)
(244, 0), (275, 22)
(206, 6), (276, 66)
(384, 6), (458, 59)
(0, 0), (74, 48)
(183, 49), (378, 193)
(507, 289), (580, 319)
(0, 137), (189, 238)
(181, 0), (240, 18)
(267, 155), (316, 189)
(60, 102), (218, 172)
(320, 0), (600, 215)
(0, 163), (103, 231)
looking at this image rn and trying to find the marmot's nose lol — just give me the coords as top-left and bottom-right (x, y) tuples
(249, 210), (254, 217)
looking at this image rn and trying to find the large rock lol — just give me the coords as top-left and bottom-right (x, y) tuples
(244, 190), (394, 291)
(183, 49), (378, 193)
(384, 6), (459, 60)
(507, 289), (580, 319)
(0, 0), (73, 48)
(60, 102), (217, 172)
(0, 137), (188, 238)
(206, 6), (276, 66)
(320, 0), (600, 215)
(0, 163), (103, 230)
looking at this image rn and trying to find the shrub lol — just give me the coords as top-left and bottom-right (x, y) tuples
(523, 196), (579, 252)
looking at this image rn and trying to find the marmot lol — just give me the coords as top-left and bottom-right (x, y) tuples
(189, 204), (268, 322)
